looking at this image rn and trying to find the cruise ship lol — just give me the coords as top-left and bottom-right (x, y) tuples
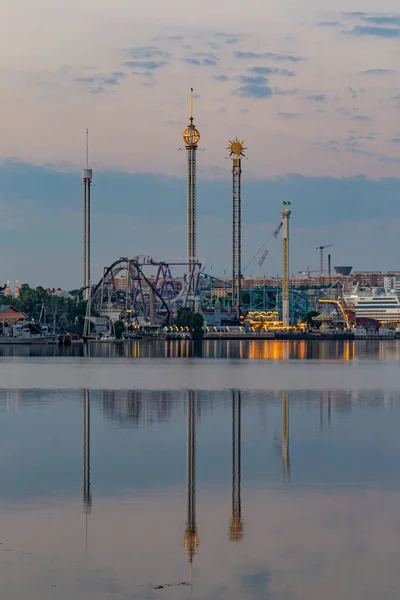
(344, 291), (400, 324)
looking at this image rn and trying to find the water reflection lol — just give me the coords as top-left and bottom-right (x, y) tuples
(230, 391), (243, 542)
(282, 391), (290, 481)
(1, 387), (400, 418)
(0, 385), (400, 598)
(183, 391), (198, 584)
(1, 339), (400, 360)
(83, 389), (91, 553)
(102, 390), (176, 426)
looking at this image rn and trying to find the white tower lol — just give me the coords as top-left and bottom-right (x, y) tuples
(82, 129), (92, 301)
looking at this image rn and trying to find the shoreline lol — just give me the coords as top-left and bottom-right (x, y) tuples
(0, 335), (397, 345)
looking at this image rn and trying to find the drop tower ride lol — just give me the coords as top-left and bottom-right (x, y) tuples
(227, 138), (247, 318)
(182, 90), (200, 296)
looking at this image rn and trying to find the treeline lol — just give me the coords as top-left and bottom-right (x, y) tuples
(0, 285), (86, 334)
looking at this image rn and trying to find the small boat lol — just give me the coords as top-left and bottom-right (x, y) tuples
(96, 332), (117, 342)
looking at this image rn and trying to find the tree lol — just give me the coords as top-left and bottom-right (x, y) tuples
(176, 307), (204, 340)
(114, 320), (125, 339)
(0, 285), (88, 334)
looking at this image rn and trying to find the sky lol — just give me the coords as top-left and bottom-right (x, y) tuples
(2, 0), (400, 287)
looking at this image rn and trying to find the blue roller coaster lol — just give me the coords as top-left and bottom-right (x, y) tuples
(198, 273), (309, 324)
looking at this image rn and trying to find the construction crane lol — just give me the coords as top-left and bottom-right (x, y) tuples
(298, 266), (319, 278)
(244, 222), (282, 271)
(316, 244), (334, 275)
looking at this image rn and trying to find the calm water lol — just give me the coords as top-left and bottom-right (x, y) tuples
(1, 340), (400, 599)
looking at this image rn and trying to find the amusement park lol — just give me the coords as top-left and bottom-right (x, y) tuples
(75, 89), (399, 342)
(1, 90), (398, 343)
(77, 91), (308, 341)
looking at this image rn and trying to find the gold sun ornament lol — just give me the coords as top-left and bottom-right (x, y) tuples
(227, 137), (247, 157)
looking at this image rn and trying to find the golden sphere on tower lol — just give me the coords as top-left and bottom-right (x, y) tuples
(183, 125), (200, 147)
(227, 137), (247, 157)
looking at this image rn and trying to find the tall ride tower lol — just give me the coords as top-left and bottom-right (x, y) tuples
(230, 390), (243, 542)
(183, 390), (199, 585)
(280, 203), (291, 327)
(227, 138), (247, 318)
(182, 90), (200, 294)
(82, 129), (93, 301)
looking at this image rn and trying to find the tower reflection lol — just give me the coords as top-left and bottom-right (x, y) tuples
(282, 391), (290, 481)
(183, 390), (198, 585)
(230, 390), (243, 542)
(83, 389), (92, 551)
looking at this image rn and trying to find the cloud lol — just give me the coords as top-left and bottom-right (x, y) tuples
(124, 60), (168, 70)
(391, 137), (400, 143)
(307, 94), (326, 102)
(348, 87), (366, 99)
(350, 25), (400, 37)
(131, 71), (153, 78)
(234, 51), (302, 62)
(99, 77), (119, 85)
(127, 46), (170, 59)
(237, 75), (268, 85)
(234, 84), (273, 99)
(347, 133), (375, 142)
(183, 53), (219, 67)
(352, 115), (371, 121)
(211, 74), (229, 82)
(317, 21), (342, 27)
(248, 66), (296, 77)
(89, 86), (106, 95)
(183, 58), (201, 66)
(214, 32), (240, 45)
(360, 68), (394, 75)
(225, 37), (239, 45)
(74, 73), (124, 90)
(357, 14), (400, 26)
(279, 112), (300, 119)
(75, 77), (96, 84)
(274, 88), (297, 96)
(314, 139), (341, 152)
